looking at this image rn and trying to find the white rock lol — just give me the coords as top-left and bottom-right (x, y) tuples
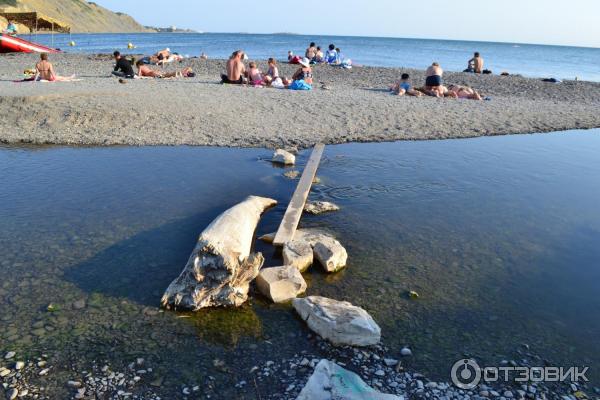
(283, 240), (314, 272)
(272, 149), (296, 165)
(161, 196), (276, 310)
(14, 361), (25, 370)
(304, 201), (340, 215)
(400, 347), (412, 357)
(4, 352), (15, 359)
(7, 388), (18, 400)
(383, 358), (398, 367)
(293, 296), (381, 346)
(313, 237), (348, 272)
(296, 359), (401, 400)
(256, 266), (307, 303)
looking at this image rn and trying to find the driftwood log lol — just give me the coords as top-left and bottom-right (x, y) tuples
(161, 195), (277, 311)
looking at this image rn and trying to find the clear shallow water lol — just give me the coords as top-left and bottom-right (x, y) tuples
(1, 130), (599, 395)
(28, 32), (600, 81)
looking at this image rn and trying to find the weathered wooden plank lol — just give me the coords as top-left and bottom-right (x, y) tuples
(273, 144), (325, 246)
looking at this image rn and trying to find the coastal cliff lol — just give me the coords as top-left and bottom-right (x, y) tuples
(0, 0), (152, 33)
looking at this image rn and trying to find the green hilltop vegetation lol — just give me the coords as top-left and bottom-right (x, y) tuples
(0, 0), (153, 33)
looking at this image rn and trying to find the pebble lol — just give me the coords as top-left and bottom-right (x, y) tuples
(4, 352), (16, 359)
(39, 368), (50, 376)
(384, 358), (398, 367)
(7, 388), (18, 400)
(400, 347), (413, 357)
(14, 361), (25, 370)
(504, 391), (514, 398)
(374, 369), (385, 376)
(68, 380), (82, 388)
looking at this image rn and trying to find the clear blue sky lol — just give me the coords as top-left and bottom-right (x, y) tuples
(95, 0), (600, 48)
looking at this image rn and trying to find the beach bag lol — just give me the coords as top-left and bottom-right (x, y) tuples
(271, 78), (285, 89)
(289, 80), (312, 91)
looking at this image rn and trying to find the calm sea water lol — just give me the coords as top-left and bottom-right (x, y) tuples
(1, 129), (599, 396)
(28, 32), (600, 81)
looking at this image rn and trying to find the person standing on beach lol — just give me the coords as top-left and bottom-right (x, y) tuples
(305, 42), (317, 61)
(467, 52), (484, 73)
(221, 50), (246, 84)
(424, 62), (444, 97)
(112, 51), (135, 79)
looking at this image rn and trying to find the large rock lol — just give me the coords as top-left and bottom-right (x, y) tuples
(313, 237), (347, 272)
(304, 201), (340, 215)
(297, 359), (401, 400)
(293, 296), (381, 346)
(283, 240), (313, 272)
(272, 149), (296, 165)
(256, 266), (307, 303)
(161, 196), (277, 311)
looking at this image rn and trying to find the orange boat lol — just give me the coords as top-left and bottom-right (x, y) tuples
(0, 33), (60, 53)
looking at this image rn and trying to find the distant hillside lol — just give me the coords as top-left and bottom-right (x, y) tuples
(0, 0), (153, 33)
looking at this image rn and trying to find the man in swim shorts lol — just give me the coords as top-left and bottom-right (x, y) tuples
(424, 62), (444, 97)
(221, 50), (246, 84)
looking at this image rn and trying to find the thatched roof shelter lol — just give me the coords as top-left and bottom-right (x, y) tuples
(0, 11), (70, 33)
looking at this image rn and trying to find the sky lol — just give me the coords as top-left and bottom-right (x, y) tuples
(95, 0), (600, 48)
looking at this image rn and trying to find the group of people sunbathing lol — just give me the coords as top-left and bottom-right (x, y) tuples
(390, 62), (483, 100)
(25, 45), (483, 100)
(221, 50), (313, 90)
(287, 42), (352, 68)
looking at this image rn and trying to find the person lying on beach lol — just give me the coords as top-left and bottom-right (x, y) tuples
(34, 53), (77, 82)
(247, 62), (264, 86)
(390, 73), (423, 96)
(221, 50), (246, 84)
(446, 84), (483, 100)
(465, 52), (484, 73)
(305, 42), (317, 61)
(135, 60), (194, 79)
(156, 48), (171, 60)
(423, 62), (444, 97)
(288, 58), (313, 90)
(112, 51), (135, 79)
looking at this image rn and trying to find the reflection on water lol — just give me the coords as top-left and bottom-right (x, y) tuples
(1, 130), (599, 391)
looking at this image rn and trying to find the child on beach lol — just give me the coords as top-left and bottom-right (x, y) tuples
(315, 47), (324, 63)
(247, 61), (264, 86)
(390, 73), (423, 96)
(263, 58), (280, 86)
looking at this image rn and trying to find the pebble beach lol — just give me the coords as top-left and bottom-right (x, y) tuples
(1, 53), (599, 147)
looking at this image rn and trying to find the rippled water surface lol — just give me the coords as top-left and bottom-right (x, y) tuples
(1, 130), (599, 395)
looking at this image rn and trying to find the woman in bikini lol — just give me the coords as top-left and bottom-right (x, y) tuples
(135, 60), (192, 79)
(446, 84), (482, 100)
(35, 53), (76, 82)
(291, 58), (313, 85)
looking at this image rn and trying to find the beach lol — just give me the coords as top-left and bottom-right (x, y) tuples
(1, 53), (600, 147)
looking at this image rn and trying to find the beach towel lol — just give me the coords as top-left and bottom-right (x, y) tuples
(289, 80), (312, 91)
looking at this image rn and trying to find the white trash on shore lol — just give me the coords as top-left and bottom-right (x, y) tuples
(296, 359), (401, 400)
(161, 195), (276, 310)
(293, 296), (381, 346)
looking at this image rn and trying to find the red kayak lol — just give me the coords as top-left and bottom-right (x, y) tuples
(0, 33), (60, 53)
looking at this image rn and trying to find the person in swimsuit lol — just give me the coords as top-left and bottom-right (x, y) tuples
(390, 73), (423, 96)
(263, 58), (280, 86)
(305, 42), (317, 61)
(315, 47), (324, 63)
(466, 52), (484, 73)
(424, 62), (444, 97)
(221, 50), (246, 84)
(247, 61), (264, 86)
(289, 57), (313, 87)
(135, 60), (191, 78)
(447, 84), (482, 100)
(34, 53), (76, 82)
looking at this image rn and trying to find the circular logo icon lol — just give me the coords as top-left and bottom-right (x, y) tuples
(451, 359), (481, 389)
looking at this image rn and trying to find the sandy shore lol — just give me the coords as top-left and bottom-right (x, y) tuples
(1, 53), (599, 147)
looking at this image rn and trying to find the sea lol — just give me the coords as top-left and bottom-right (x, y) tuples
(29, 32), (600, 81)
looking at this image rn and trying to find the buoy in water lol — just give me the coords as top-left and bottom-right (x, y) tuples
(127, 42), (136, 49)
(69, 41), (76, 47)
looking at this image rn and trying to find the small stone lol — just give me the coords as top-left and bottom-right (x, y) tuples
(283, 240), (314, 272)
(17, 389), (28, 397)
(7, 388), (18, 400)
(426, 382), (438, 389)
(14, 361), (25, 370)
(39, 368), (50, 375)
(4, 352), (15, 359)
(256, 265), (307, 303)
(504, 391), (514, 398)
(68, 381), (82, 388)
(272, 149), (295, 165)
(73, 299), (86, 309)
(304, 201), (340, 215)
(136, 358), (144, 366)
(400, 347), (412, 357)
(283, 170), (300, 179)
(384, 358), (399, 367)
(313, 237), (348, 273)
(182, 387), (191, 395)
(375, 369), (385, 376)
(37, 361), (47, 367)
(0, 368), (10, 377)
